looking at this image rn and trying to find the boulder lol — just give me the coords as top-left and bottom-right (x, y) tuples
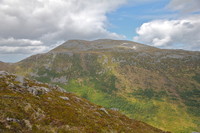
(14, 75), (25, 85)
(0, 71), (9, 75)
(99, 108), (109, 115)
(6, 117), (20, 123)
(59, 96), (70, 100)
(27, 86), (50, 96)
(53, 85), (67, 93)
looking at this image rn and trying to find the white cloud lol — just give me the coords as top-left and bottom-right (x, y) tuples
(133, 15), (200, 50)
(0, 0), (126, 41)
(0, 45), (48, 54)
(0, 38), (43, 46)
(133, 0), (200, 51)
(0, 0), (127, 60)
(167, 0), (200, 13)
(0, 37), (48, 54)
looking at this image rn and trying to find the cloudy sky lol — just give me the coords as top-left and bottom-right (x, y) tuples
(0, 0), (200, 62)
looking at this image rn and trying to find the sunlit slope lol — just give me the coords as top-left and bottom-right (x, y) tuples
(0, 71), (168, 133)
(1, 39), (200, 133)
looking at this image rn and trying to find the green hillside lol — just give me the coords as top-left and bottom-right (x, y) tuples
(0, 71), (167, 133)
(1, 39), (200, 132)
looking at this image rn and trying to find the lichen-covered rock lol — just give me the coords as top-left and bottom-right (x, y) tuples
(27, 86), (50, 96)
(99, 108), (109, 115)
(6, 118), (20, 123)
(51, 76), (68, 84)
(14, 75), (25, 85)
(0, 71), (9, 76)
(52, 85), (67, 93)
(0, 72), (67, 95)
(59, 96), (70, 100)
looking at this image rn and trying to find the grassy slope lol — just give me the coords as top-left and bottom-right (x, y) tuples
(0, 72), (166, 133)
(2, 48), (200, 133)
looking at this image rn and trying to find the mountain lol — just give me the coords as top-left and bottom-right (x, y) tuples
(0, 61), (12, 71)
(0, 71), (168, 133)
(1, 39), (200, 132)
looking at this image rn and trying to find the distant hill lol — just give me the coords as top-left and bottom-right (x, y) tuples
(1, 39), (200, 132)
(0, 61), (12, 71)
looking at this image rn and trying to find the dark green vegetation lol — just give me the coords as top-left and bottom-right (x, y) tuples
(131, 88), (167, 100)
(179, 89), (200, 117)
(0, 72), (167, 133)
(193, 74), (200, 84)
(1, 39), (200, 132)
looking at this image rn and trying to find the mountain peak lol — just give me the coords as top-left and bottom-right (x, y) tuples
(0, 38), (199, 132)
(50, 39), (158, 53)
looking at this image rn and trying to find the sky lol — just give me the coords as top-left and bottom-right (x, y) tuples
(0, 0), (200, 62)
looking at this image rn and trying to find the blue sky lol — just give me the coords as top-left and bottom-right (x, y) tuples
(107, 0), (172, 39)
(0, 0), (200, 62)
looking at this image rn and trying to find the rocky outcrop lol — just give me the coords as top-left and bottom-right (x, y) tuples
(51, 76), (68, 84)
(27, 86), (50, 96)
(0, 71), (9, 76)
(0, 71), (66, 96)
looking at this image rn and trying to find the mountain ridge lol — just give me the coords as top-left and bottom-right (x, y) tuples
(0, 39), (200, 133)
(50, 39), (159, 53)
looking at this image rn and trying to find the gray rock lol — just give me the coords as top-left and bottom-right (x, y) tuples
(53, 85), (67, 93)
(27, 86), (50, 96)
(59, 96), (69, 100)
(14, 76), (25, 85)
(51, 76), (68, 84)
(73, 96), (82, 102)
(66, 103), (71, 106)
(47, 97), (52, 100)
(0, 71), (9, 75)
(94, 112), (102, 116)
(99, 108), (109, 115)
(8, 83), (15, 88)
(110, 108), (119, 111)
(6, 117), (20, 122)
